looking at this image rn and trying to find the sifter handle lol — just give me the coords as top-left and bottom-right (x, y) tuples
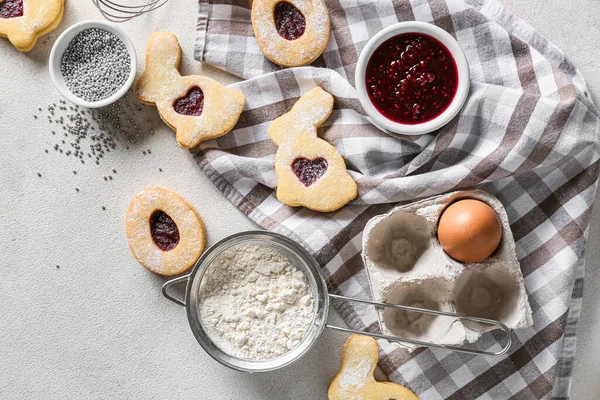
(325, 293), (512, 357)
(162, 274), (190, 307)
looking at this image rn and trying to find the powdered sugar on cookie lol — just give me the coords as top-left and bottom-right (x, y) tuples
(268, 86), (358, 212)
(0, 0), (64, 52)
(252, 0), (330, 67)
(126, 188), (206, 276)
(135, 32), (246, 148)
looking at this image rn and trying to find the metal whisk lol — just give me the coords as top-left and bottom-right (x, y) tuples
(92, 0), (171, 23)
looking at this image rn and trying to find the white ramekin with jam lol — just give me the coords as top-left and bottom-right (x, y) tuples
(355, 21), (470, 135)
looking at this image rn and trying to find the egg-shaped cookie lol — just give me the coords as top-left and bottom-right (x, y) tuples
(251, 0), (330, 67)
(126, 188), (206, 276)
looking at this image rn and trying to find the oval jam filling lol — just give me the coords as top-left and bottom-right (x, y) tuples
(274, 2), (306, 41)
(174, 87), (204, 116)
(366, 33), (458, 125)
(0, 0), (23, 19)
(150, 210), (180, 251)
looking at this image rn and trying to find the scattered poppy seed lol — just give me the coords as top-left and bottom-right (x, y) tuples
(101, 206), (106, 211)
(37, 173), (42, 177)
(40, 91), (156, 166)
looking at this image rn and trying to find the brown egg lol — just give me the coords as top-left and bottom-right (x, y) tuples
(437, 199), (502, 263)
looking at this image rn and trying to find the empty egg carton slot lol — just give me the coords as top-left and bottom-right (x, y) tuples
(382, 278), (455, 344)
(365, 211), (431, 272)
(453, 265), (522, 332)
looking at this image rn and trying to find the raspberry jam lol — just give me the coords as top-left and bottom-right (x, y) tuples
(174, 87), (204, 116)
(292, 157), (328, 186)
(274, 2), (306, 41)
(150, 210), (180, 251)
(366, 33), (458, 125)
(0, 0), (23, 19)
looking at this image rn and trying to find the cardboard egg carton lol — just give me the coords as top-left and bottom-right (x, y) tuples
(362, 190), (533, 350)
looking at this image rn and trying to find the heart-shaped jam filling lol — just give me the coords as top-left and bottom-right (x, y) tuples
(174, 87), (204, 116)
(274, 2), (306, 41)
(150, 210), (180, 251)
(0, 0), (23, 19)
(292, 157), (328, 187)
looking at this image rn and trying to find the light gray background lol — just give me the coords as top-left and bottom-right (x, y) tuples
(0, 0), (598, 399)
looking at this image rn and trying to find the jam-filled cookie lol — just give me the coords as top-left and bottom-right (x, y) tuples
(251, 0), (330, 67)
(0, 0), (64, 52)
(329, 335), (419, 400)
(126, 188), (206, 276)
(136, 32), (246, 148)
(268, 87), (357, 212)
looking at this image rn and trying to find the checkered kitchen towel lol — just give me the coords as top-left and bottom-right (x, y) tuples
(193, 0), (600, 398)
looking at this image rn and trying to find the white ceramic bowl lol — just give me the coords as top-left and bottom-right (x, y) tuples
(355, 21), (470, 135)
(49, 20), (137, 108)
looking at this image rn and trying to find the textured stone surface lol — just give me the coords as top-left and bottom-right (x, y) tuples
(0, 0), (598, 398)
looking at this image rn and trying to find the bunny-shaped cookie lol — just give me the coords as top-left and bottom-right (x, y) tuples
(136, 32), (246, 149)
(0, 0), (64, 52)
(268, 87), (357, 212)
(329, 335), (419, 400)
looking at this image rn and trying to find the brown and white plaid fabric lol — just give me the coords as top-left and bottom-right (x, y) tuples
(193, 0), (600, 398)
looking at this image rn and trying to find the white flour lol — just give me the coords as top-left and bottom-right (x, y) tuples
(199, 244), (315, 360)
